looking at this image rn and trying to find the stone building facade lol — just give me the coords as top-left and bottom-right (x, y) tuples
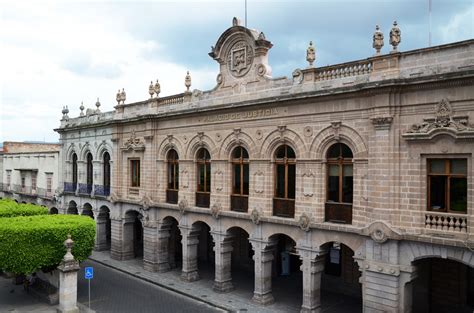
(53, 19), (474, 313)
(0, 142), (61, 210)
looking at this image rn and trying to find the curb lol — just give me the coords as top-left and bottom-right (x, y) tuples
(88, 257), (233, 313)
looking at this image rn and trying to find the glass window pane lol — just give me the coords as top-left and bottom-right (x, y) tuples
(327, 144), (340, 159)
(450, 159), (467, 175)
(343, 165), (353, 203)
(233, 148), (241, 159)
(233, 164), (241, 194)
(276, 164), (285, 198)
(286, 146), (296, 159)
(328, 164), (339, 202)
(167, 163), (173, 189)
(450, 177), (467, 212)
(429, 160), (445, 174)
(288, 164), (296, 199)
(243, 164), (249, 195)
(429, 176), (446, 210)
(276, 146), (286, 159)
(175, 165), (179, 189)
(206, 164), (211, 192)
(197, 164), (205, 191)
(341, 143), (353, 158)
(242, 148), (249, 159)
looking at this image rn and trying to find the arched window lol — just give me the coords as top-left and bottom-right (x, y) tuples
(196, 148), (211, 208)
(86, 153), (93, 193)
(273, 145), (296, 218)
(103, 152), (111, 196)
(166, 149), (179, 204)
(325, 143), (353, 224)
(231, 146), (249, 212)
(72, 153), (78, 191)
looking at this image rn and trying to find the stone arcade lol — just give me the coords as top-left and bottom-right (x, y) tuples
(51, 19), (474, 312)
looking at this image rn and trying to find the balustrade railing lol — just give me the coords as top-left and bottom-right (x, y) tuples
(64, 182), (77, 193)
(94, 185), (110, 197)
(315, 60), (372, 81)
(425, 212), (467, 233)
(158, 93), (185, 105)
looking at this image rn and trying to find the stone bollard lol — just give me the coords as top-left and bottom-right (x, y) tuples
(57, 234), (80, 313)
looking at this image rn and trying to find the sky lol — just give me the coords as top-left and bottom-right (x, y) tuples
(1, 0), (473, 143)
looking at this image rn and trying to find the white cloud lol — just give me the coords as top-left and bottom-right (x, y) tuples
(439, 4), (474, 43)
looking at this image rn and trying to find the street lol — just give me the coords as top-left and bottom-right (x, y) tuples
(77, 260), (227, 313)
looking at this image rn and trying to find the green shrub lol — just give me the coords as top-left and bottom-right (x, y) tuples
(0, 214), (95, 274)
(0, 198), (49, 217)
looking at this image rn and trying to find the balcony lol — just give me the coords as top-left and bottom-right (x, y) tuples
(195, 192), (210, 208)
(78, 183), (92, 195)
(166, 189), (178, 204)
(425, 211), (467, 233)
(63, 182), (77, 193)
(94, 185), (110, 197)
(325, 202), (352, 224)
(231, 195), (248, 212)
(273, 197), (295, 218)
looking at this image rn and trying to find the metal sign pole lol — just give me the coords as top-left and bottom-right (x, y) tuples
(88, 278), (91, 309)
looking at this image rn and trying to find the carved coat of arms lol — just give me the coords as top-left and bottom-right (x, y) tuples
(227, 41), (253, 77)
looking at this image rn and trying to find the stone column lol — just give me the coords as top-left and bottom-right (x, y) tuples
(110, 217), (126, 260)
(156, 221), (172, 272)
(250, 238), (276, 305)
(211, 231), (234, 293)
(94, 212), (108, 251)
(297, 248), (327, 313)
(398, 267), (418, 313)
(180, 225), (200, 282)
(57, 235), (80, 313)
(143, 221), (159, 272)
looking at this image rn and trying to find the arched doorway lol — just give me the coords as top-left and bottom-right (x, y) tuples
(320, 242), (362, 311)
(412, 258), (474, 313)
(181, 221), (213, 282)
(81, 203), (94, 218)
(50, 207), (58, 214)
(123, 210), (143, 259)
(67, 201), (78, 215)
(227, 227), (253, 293)
(165, 216), (182, 269)
(96, 206), (111, 251)
(268, 234), (302, 307)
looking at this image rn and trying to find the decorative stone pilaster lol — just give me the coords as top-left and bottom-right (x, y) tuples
(156, 221), (173, 272)
(211, 231), (234, 293)
(110, 217), (126, 260)
(143, 220), (159, 272)
(249, 238), (277, 305)
(179, 225), (200, 282)
(297, 247), (327, 313)
(57, 235), (80, 313)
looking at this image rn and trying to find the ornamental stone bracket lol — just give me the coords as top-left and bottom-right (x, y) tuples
(211, 202), (222, 219)
(121, 129), (146, 151)
(298, 213), (311, 232)
(362, 220), (402, 244)
(371, 116), (393, 131)
(250, 207), (261, 225)
(403, 98), (474, 141)
(178, 198), (188, 215)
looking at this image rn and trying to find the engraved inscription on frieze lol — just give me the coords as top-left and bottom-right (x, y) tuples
(227, 40), (253, 78)
(201, 107), (284, 123)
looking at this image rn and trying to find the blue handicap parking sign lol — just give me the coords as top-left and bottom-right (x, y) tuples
(85, 267), (94, 280)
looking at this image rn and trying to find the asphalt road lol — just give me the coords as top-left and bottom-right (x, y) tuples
(77, 260), (227, 313)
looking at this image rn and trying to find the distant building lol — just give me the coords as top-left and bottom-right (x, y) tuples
(0, 142), (61, 212)
(14, 18), (474, 312)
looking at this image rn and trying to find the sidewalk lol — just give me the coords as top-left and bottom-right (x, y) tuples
(88, 251), (300, 313)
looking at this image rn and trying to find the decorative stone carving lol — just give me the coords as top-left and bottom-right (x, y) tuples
(116, 89), (121, 104)
(119, 88), (126, 104)
(61, 106), (69, 121)
(298, 213), (311, 232)
(121, 129), (145, 151)
(331, 121), (341, 140)
(254, 171), (264, 193)
(306, 41), (315, 67)
(215, 133), (222, 142)
(303, 126), (313, 137)
(154, 79), (161, 97)
(250, 208), (260, 225)
(258, 32), (265, 40)
(389, 21), (401, 52)
(140, 194), (153, 210)
(216, 73), (223, 85)
(79, 102), (85, 117)
(108, 192), (119, 204)
(178, 198), (188, 215)
(148, 81), (155, 98)
(227, 40), (254, 78)
(373, 25), (384, 55)
(211, 202), (221, 219)
(233, 128), (241, 137)
(256, 63), (267, 77)
(404, 98), (474, 140)
(185, 71), (191, 92)
(255, 130), (263, 140)
(292, 69), (303, 84)
(95, 98), (101, 113)
(215, 170), (223, 191)
(362, 221), (402, 243)
(277, 125), (286, 138)
(371, 116), (394, 130)
(232, 16), (240, 27)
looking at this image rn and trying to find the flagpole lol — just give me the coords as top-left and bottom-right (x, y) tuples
(245, 0), (247, 27)
(429, 0), (432, 46)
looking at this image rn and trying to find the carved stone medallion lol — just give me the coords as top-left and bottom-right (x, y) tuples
(178, 199), (188, 215)
(227, 40), (254, 78)
(298, 213), (311, 232)
(211, 202), (221, 219)
(250, 208), (260, 225)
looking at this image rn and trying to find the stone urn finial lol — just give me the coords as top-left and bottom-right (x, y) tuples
(389, 21), (401, 52)
(154, 79), (161, 97)
(95, 97), (101, 113)
(306, 41), (316, 67)
(63, 234), (75, 262)
(116, 89), (121, 105)
(120, 88), (126, 104)
(373, 25), (384, 55)
(148, 81), (154, 98)
(79, 101), (85, 116)
(185, 71), (191, 92)
(61, 106), (69, 120)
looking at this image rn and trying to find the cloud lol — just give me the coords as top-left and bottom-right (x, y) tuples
(439, 5), (474, 43)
